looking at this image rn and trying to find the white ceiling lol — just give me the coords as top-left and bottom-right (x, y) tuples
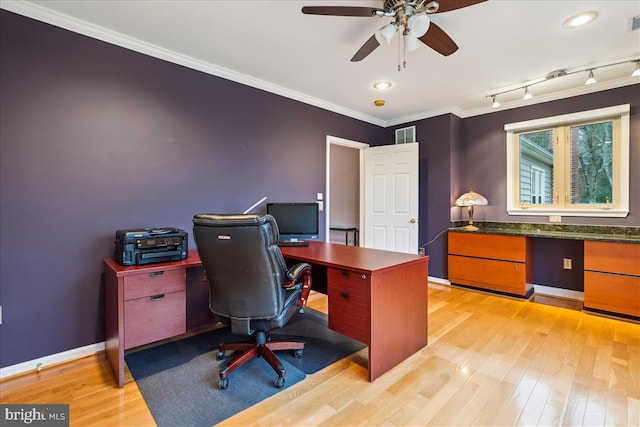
(3, 0), (639, 126)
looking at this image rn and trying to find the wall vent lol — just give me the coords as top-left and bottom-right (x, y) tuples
(395, 126), (416, 144)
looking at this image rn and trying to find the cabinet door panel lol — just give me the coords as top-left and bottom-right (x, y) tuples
(448, 232), (527, 262)
(584, 272), (640, 317)
(449, 255), (528, 296)
(328, 287), (370, 344)
(584, 241), (640, 276)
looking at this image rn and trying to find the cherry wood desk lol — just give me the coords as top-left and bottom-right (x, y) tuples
(104, 242), (428, 386)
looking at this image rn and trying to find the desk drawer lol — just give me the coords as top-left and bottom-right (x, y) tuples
(123, 269), (185, 300)
(327, 268), (369, 297)
(327, 267), (370, 344)
(124, 290), (186, 349)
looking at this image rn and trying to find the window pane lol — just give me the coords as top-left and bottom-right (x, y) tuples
(569, 121), (613, 204)
(519, 130), (554, 204)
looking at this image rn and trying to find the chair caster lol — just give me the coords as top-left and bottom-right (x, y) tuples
(293, 349), (304, 358)
(218, 377), (229, 389)
(216, 350), (225, 360)
(274, 376), (285, 388)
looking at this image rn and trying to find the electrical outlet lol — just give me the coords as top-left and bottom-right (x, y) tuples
(563, 258), (572, 269)
(549, 215), (562, 223)
(418, 247), (425, 256)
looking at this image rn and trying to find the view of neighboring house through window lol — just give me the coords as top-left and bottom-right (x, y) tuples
(505, 104), (629, 217)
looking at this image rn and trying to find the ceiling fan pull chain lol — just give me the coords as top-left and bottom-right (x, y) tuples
(398, 31), (402, 71)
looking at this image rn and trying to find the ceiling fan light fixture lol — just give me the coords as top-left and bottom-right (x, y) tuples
(632, 61), (640, 77)
(523, 87), (533, 100)
(404, 33), (422, 53)
(375, 23), (396, 45)
(585, 69), (597, 85)
(408, 13), (430, 38)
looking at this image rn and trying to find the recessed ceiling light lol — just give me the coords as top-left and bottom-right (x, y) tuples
(373, 81), (392, 90)
(563, 11), (599, 29)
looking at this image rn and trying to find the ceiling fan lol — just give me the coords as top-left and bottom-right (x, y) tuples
(302, 0), (486, 64)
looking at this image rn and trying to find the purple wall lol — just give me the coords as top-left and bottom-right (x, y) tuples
(1, 9), (638, 369)
(385, 85), (639, 281)
(461, 86), (640, 226)
(0, 11), (383, 368)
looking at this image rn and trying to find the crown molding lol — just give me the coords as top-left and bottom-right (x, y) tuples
(0, 0), (386, 127)
(2, 0), (636, 130)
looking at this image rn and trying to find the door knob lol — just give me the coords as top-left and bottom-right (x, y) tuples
(410, 218), (417, 224)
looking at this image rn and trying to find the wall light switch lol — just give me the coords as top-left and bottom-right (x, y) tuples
(316, 193), (323, 201)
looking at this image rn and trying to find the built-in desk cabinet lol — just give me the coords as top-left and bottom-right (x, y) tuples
(448, 231), (533, 298)
(584, 241), (640, 317)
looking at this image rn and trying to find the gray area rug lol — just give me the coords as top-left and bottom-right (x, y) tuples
(125, 308), (366, 426)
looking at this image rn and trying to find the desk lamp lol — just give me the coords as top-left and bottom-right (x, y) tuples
(455, 191), (488, 231)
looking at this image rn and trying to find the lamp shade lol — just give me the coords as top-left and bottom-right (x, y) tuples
(408, 13), (430, 37)
(404, 33), (422, 53)
(375, 24), (396, 45)
(455, 191), (488, 207)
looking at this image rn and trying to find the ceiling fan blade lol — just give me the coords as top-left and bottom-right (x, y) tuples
(301, 6), (380, 17)
(350, 35), (381, 62)
(418, 22), (458, 56)
(429, 0), (487, 14)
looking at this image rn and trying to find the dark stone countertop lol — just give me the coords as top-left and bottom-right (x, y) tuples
(448, 222), (640, 243)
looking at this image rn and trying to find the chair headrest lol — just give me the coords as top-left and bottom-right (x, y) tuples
(192, 213), (272, 227)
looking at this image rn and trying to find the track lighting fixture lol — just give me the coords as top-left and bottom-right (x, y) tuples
(486, 58), (639, 108)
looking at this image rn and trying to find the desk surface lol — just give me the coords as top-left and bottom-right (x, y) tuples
(280, 241), (425, 273)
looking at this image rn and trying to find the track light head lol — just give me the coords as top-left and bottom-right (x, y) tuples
(491, 96), (500, 108)
(633, 61), (640, 77)
(523, 87), (533, 100)
(585, 69), (597, 85)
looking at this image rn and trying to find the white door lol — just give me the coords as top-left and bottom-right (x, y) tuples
(363, 143), (419, 253)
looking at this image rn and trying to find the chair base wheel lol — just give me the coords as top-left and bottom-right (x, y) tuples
(218, 377), (229, 389)
(274, 376), (285, 388)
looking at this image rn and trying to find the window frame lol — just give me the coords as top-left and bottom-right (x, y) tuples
(505, 104), (630, 217)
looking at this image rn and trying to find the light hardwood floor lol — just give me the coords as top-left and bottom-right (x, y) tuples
(1, 284), (638, 426)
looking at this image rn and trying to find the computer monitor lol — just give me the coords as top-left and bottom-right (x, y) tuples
(266, 202), (319, 241)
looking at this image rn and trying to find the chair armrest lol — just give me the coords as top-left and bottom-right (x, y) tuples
(283, 263), (312, 308)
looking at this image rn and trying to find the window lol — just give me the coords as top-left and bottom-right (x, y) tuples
(506, 105), (630, 217)
(395, 126), (416, 144)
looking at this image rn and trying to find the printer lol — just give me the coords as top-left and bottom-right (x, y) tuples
(115, 227), (188, 266)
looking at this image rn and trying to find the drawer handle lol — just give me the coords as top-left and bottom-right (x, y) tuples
(148, 271), (165, 277)
(341, 292), (350, 298)
(149, 294), (165, 301)
(341, 269), (351, 276)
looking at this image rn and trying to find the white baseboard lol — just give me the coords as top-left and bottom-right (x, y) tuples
(0, 342), (105, 379)
(533, 284), (584, 301)
(428, 276), (451, 286)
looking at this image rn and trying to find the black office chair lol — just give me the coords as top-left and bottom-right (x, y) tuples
(192, 214), (312, 389)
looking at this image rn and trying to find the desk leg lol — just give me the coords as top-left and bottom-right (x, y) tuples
(368, 260), (428, 381)
(104, 269), (125, 387)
